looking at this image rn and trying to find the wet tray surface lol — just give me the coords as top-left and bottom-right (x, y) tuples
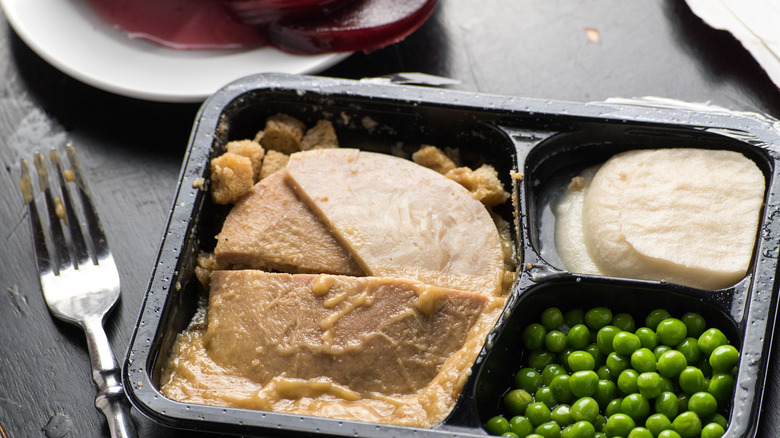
(124, 74), (780, 438)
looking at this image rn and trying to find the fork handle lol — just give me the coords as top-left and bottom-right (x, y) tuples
(83, 317), (139, 438)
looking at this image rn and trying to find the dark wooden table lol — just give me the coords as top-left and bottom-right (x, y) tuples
(1, 1), (778, 437)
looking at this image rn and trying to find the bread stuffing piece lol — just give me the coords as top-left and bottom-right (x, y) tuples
(259, 150), (290, 180)
(446, 164), (510, 207)
(301, 120), (339, 150)
(209, 152), (254, 204)
(260, 113), (306, 154)
(226, 140), (265, 182)
(412, 145), (458, 174)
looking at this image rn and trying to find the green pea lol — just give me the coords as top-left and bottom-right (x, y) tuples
(635, 327), (658, 350)
(585, 307), (613, 330)
(636, 372), (663, 399)
(659, 375), (676, 394)
(542, 307), (565, 331)
(687, 392), (718, 418)
(486, 415), (512, 435)
(679, 367), (707, 394)
(655, 392), (679, 419)
(509, 415), (534, 437)
(529, 351), (556, 372)
(681, 313), (707, 339)
(559, 348), (576, 372)
(515, 367), (543, 393)
(568, 350), (596, 372)
(571, 396), (600, 423)
(613, 331), (642, 356)
(627, 427), (654, 438)
(708, 373), (735, 404)
(536, 386), (558, 408)
(697, 328), (728, 357)
(564, 421), (596, 438)
(595, 414), (608, 432)
(535, 420), (562, 438)
(546, 330), (569, 353)
(524, 323), (548, 351)
(567, 324), (592, 350)
(631, 348), (657, 373)
(705, 413), (728, 429)
(604, 413), (636, 437)
(677, 393), (690, 412)
(698, 359), (713, 378)
(597, 365), (614, 381)
(700, 422), (726, 438)
(565, 309), (586, 327)
(526, 401), (553, 426)
(597, 326), (621, 355)
(645, 309), (672, 331)
(543, 364), (569, 386)
(654, 345), (672, 361)
(617, 369), (639, 395)
(570, 370), (599, 398)
(645, 413), (672, 437)
(709, 345), (739, 373)
(656, 318), (687, 347)
(612, 313), (636, 332)
(505, 389), (533, 416)
(657, 349), (688, 379)
(550, 374), (575, 404)
(585, 344), (605, 368)
(621, 393), (650, 421)
(501, 433), (519, 438)
(606, 352), (630, 376)
(672, 411), (702, 438)
(525, 434), (545, 438)
(594, 379), (618, 409)
(676, 338), (701, 366)
(605, 398), (623, 417)
(658, 430), (683, 438)
(551, 404), (574, 427)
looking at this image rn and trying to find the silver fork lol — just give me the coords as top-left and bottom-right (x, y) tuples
(20, 145), (138, 438)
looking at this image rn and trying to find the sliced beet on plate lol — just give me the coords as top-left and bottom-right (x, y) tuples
(221, 0), (359, 25)
(266, 0), (438, 54)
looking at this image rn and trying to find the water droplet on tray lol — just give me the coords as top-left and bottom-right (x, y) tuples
(42, 413), (72, 438)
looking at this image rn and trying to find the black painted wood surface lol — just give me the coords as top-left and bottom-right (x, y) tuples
(0, 1), (778, 437)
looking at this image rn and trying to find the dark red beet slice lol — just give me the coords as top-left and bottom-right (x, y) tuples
(221, 0), (358, 25)
(87, 0), (266, 50)
(266, 0), (438, 54)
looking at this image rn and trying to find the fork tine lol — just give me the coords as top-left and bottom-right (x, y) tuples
(51, 148), (91, 267)
(20, 158), (53, 276)
(65, 144), (111, 261)
(33, 151), (71, 275)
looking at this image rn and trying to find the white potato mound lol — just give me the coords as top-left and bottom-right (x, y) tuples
(557, 148), (765, 290)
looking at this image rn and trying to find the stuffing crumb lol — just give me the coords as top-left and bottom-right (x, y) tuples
(510, 170), (524, 181)
(192, 177), (206, 190)
(210, 152), (254, 204)
(253, 130), (264, 143)
(301, 120), (339, 150)
(412, 145), (458, 175)
(226, 139), (265, 182)
(567, 176), (586, 191)
(260, 113), (306, 154)
(361, 116), (378, 133)
(259, 150), (290, 180)
(446, 164), (510, 207)
(195, 252), (220, 289)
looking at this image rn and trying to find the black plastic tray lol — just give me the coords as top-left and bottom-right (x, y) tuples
(124, 74), (780, 438)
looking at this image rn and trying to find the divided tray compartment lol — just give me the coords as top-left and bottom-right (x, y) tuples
(124, 73), (780, 438)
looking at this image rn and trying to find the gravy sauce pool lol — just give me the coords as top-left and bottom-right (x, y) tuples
(161, 295), (506, 427)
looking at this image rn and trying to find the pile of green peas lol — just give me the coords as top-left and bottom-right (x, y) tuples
(484, 306), (739, 438)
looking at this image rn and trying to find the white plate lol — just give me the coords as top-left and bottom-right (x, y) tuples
(0, 0), (350, 102)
